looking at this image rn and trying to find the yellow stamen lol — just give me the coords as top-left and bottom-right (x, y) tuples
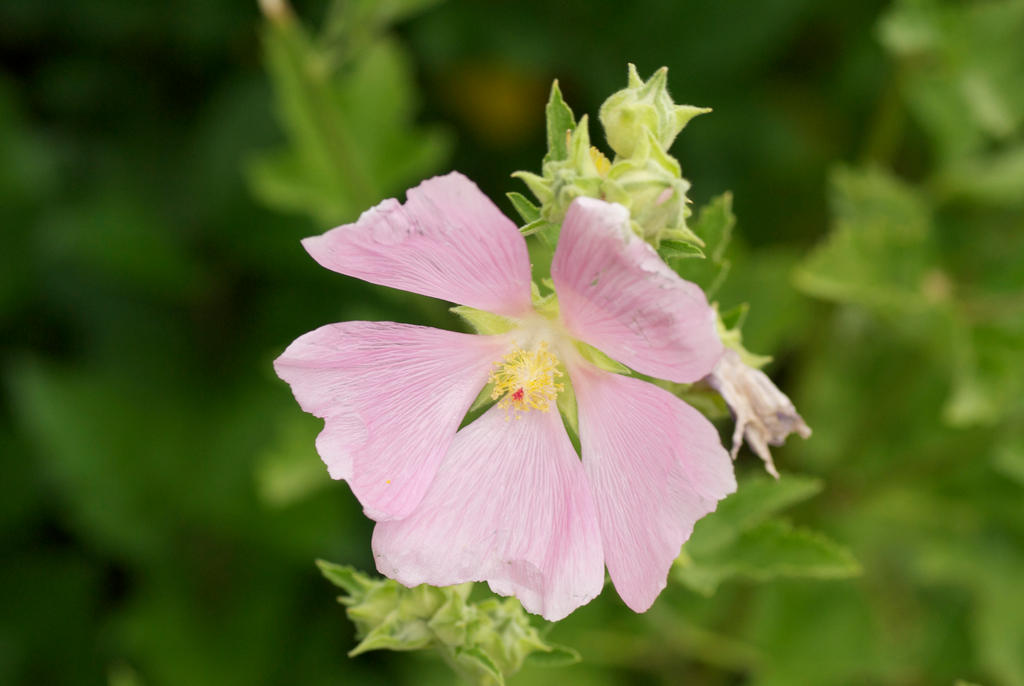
(489, 343), (563, 416)
(590, 146), (611, 176)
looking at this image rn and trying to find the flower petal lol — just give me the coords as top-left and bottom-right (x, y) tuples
(372, 404), (604, 621)
(551, 197), (723, 382)
(303, 172), (533, 317)
(273, 322), (511, 520)
(571, 361), (736, 612)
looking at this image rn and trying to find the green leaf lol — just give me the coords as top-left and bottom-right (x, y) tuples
(543, 80), (576, 164)
(676, 519), (860, 595)
(935, 143), (1024, 205)
(973, 562), (1024, 686)
(667, 192), (734, 297)
(505, 191), (541, 224)
(685, 474), (824, 558)
(944, 319), (1024, 426)
(525, 643), (582, 668)
(992, 423), (1024, 486)
(879, 0), (1024, 159)
(250, 9), (449, 224)
(794, 167), (936, 311)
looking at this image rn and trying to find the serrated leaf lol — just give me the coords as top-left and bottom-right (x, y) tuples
(685, 474), (824, 557)
(794, 167), (936, 311)
(677, 519), (860, 595)
(506, 191), (541, 224)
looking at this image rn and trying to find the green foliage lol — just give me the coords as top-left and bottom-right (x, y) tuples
(249, 0), (451, 225)
(318, 562), (579, 685)
(675, 475), (858, 595)
(668, 192), (734, 298)
(4, 0), (1023, 685)
(794, 167), (936, 312)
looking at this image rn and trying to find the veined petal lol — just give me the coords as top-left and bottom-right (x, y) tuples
(372, 403), (604, 621)
(551, 197), (723, 383)
(303, 172), (533, 317)
(273, 322), (511, 521)
(571, 361), (736, 612)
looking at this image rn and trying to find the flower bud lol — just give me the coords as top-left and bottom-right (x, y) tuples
(599, 63), (710, 158)
(317, 562), (579, 682)
(602, 129), (696, 244)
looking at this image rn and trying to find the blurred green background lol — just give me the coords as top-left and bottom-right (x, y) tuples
(2, 0), (1022, 684)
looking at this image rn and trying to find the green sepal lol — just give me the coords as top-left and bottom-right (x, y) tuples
(715, 303), (771, 369)
(556, 374), (579, 438)
(530, 282), (561, 319)
(349, 614), (433, 656)
(510, 170), (553, 205)
(519, 218), (560, 239)
(718, 302), (748, 331)
(317, 559), (374, 597)
(544, 80), (576, 164)
(456, 646), (505, 685)
(506, 191), (541, 224)
(468, 382), (496, 414)
(660, 240), (706, 260)
(450, 305), (517, 335)
(574, 341), (631, 375)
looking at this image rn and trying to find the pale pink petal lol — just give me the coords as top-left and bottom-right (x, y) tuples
(273, 322), (511, 521)
(372, 404), (604, 621)
(571, 361), (736, 612)
(303, 172), (533, 317)
(551, 197), (723, 383)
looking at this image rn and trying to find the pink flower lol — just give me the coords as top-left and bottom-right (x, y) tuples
(274, 172), (736, 620)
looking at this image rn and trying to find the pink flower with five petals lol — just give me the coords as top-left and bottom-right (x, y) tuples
(274, 172), (736, 620)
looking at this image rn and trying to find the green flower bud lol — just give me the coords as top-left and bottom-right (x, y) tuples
(599, 63), (710, 158)
(603, 129), (698, 245)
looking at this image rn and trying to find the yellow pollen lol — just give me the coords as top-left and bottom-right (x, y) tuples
(489, 343), (563, 416)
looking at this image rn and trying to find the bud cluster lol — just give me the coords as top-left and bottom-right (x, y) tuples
(513, 64), (709, 249)
(318, 561), (579, 684)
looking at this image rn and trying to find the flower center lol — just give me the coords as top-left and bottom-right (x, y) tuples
(489, 342), (563, 416)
